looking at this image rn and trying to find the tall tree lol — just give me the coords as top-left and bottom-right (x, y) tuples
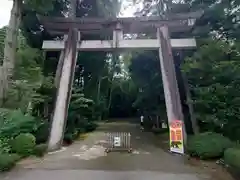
(0, 0), (58, 106)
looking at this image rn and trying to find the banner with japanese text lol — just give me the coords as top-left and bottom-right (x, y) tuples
(169, 120), (184, 154)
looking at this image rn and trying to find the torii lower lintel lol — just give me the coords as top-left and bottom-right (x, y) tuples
(42, 38), (196, 51)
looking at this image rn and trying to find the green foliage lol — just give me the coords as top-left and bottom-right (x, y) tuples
(0, 138), (11, 154)
(0, 153), (21, 172)
(0, 27), (6, 65)
(224, 148), (240, 168)
(187, 132), (233, 159)
(63, 133), (74, 145)
(183, 39), (240, 140)
(152, 127), (168, 135)
(11, 133), (36, 156)
(33, 144), (47, 157)
(69, 88), (94, 117)
(0, 30), (45, 113)
(129, 51), (164, 114)
(24, 0), (56, 13)
(65, 88), (96, 139)
(0, 109), (37, 139)
(85, 121), (98, 132)
(33, 121), (50, 144)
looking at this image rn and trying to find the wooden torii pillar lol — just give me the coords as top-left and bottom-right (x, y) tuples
(40, 11), (203, 151)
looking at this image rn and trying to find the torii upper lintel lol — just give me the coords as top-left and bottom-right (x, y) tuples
(39, 10), (204, 35)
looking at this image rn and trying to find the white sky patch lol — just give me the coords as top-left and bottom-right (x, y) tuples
(0, 0), (137, 27)
(0, 0), (12, 27)
(119, 0), (142, 17)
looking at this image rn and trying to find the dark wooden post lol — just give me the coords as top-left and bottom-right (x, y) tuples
(157, 26), (187, 144)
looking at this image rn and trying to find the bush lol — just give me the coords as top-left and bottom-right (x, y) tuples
(63, 133), (73, 145)
(11, 133), (36, 156)
(33, 122), (50, 144)
(85, 121), (98, 132)
(0, 153), (21, 171)
(224, 148), (240, 168)
(187, 132), (233, 159)
(0, 109), (37, 139)
(152, 127), (168, 135)
(0, 138), (11, 154)
(33, 144), (47, 157)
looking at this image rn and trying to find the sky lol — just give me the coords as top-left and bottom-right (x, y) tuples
(0, 0), (12, 27)
(0, 0), (139, 27)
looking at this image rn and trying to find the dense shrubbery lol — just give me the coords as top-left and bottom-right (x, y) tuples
(0, 154), (21, 172)
(33, 121), (50, 144)
(0, 109), (38, 156)
(183, 40), (240, 141)
(152, 127), (168, 135)
(33, 144), (47, 157)
(11, 133), (36, 156)
(0, 138), (11, 154)
(0, 109), (37, 139)
(64, 120), (98, 145)
(187, 132), (233, 159)
(0, 98), (98, 172)
(63, 90), (98, 144)
(224, 148), (240, 168)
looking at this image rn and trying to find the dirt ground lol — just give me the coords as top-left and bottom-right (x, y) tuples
(0, 121), (234, 180)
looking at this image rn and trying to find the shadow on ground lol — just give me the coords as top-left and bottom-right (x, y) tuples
(0, 120), (234, 180)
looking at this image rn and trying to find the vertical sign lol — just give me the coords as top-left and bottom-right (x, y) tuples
(114, 136), (121, 147)
(169, 120), (184, 154)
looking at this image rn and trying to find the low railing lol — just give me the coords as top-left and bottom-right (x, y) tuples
(105, 132), (132, 153)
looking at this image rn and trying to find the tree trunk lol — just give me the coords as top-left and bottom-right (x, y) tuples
(97, 77), (102, 120)
(156, 115), (159, 128)
(107, 76), (114, 111)
(97, 77), (101, 103)
(0, 67), (3, 105)
(0, 0), (22, 106)
(182, 73), (199, 134)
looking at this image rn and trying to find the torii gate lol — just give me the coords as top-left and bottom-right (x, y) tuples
(39, 11), (203, 151)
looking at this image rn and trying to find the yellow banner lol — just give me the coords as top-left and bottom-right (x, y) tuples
(169, 120), (184, 154)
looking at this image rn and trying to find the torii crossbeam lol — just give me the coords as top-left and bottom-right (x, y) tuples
(40, 11), (203, 151)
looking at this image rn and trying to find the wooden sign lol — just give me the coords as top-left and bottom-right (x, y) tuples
(169, 120), (184, 154)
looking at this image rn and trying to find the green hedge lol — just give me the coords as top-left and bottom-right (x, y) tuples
(64, 121), (98, 145)
(85, 121), (98, 132)
(187, 132), (233, 159)
(0, 153), (21, 172)
(11, 133), (36, 156)
(33, 144), (47, 157)
(152, 127), (168, 135)
(0, 109), (37, 139)
(33, 122), (50, 144)
(224, 148), (240, 168)
(0, 138), (11, 154)
(64, 133), (74, 145)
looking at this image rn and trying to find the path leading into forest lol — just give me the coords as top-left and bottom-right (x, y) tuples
(0, 120), (233, 180)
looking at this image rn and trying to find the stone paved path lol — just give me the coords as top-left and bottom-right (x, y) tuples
(0, 121), (228, 180)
